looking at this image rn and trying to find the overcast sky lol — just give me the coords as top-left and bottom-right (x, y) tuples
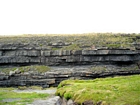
(0, 0), (139, 35)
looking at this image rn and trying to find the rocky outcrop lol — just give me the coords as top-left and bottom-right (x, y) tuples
(0, 65), (140, 87)
(31, 96), (62, 105)
(0, 47), (140, 66)
(0, 35), (140, 87)
(0, 43), (140, 87)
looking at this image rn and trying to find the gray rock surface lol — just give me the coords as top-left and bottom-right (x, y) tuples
(67, 99), (75, 105)
(0, 43), (140, 87)
(0, 47), (140, 66)
(31, 96), (62, 105)
(2, 98), (21, 102)
(0, 65), (140, 87)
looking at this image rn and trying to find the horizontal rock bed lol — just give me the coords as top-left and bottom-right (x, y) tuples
(0, 49), (140, 66)
(0, 65), (140, 87)
(0, 34), (140, 87)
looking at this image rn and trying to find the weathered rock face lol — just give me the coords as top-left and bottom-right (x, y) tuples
(0, 65), (140, 87)
(0, 42), (140, 87)
(0, 45), (140, 66)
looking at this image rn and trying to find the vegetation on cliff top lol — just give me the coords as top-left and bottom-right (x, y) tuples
(0, 33), (140, 50)
(56, 75), (140, 105)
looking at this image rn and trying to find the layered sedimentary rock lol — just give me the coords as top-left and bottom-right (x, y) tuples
(0, 34), (140, 87)
(0, 65), (140, 87)
(0, 44), (140, 66)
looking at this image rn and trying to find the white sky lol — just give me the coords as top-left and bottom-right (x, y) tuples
(0, 0), (140, 35)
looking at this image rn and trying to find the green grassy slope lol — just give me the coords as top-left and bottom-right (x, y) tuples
(56, 75), (140, 105)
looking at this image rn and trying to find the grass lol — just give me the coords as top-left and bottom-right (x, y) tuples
(56, 75), (140, 105)
(106, 44), (121, 48)
(17, 86), (43, 90)
(120, 66), (139, 71)
(0, 65), (51, 74)
(52, 47), (61, 50)
(91, 66), (107, 71)
(91, 65), (139, 72)
(0, 87), (49, 105)
(62, 44), (81, 50)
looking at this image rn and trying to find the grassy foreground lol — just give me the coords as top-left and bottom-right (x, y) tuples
(0, 87), (49, 105)
(56, 75), (140, 105)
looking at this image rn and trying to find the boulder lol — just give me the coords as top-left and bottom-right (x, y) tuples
(62, 97), (67, 105)
(32, 96), (62, 105)
(82, 100), (94, 105)
(15, 69), (21, 74)
(9, 71), (15, 76)
(67, 99), (75, 105)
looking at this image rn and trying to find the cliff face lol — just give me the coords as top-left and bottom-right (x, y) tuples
(0, 65), (140, 87)
(0, 46), (140, 66)
(0, 33), (140, 66)
(0, 34), (140, 87)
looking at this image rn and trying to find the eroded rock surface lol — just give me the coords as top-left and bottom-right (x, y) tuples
(0, 35), (140, 87)
(0, 65), (140, 87)
(0, 49), (140, 66)
(30, 96), (62, 105)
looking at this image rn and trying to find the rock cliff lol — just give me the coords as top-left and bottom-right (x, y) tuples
(0, 33), (140, 87)
(0, 65), (140, 87)
(0, 46), (140, 66)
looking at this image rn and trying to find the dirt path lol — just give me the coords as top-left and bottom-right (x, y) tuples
(13, 88), (57, 94)
(13, 88), (62, 105)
